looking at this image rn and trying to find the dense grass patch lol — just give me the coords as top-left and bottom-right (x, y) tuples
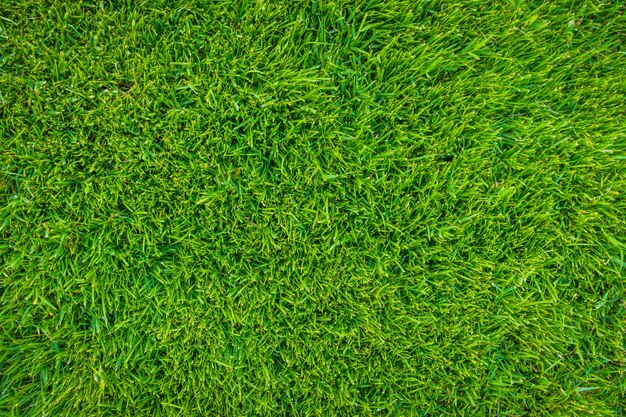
(1, 0), (625, 415)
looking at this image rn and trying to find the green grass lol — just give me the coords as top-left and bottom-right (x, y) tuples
(1, 0), (625, 415)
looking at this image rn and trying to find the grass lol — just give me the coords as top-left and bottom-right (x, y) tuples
(0, 0), (625, 415)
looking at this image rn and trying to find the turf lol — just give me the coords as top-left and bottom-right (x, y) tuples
(1, 0), (625, 415)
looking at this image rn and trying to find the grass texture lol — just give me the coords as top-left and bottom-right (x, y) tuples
(1, 0), (625, 415)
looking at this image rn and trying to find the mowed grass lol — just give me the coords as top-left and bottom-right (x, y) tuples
(1, 0), (625, 415)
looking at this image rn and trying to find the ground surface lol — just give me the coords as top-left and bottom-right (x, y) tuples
(1, 1), (625, 416)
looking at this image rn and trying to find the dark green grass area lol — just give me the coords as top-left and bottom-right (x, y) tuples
(1, 0), (625, 415)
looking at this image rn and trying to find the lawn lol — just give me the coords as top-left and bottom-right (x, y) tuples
(1, 0), (625, 415)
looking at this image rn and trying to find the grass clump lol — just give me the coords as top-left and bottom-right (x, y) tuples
(1, 0), (625, 415)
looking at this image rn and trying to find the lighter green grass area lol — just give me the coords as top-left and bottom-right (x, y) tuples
(1, 0), (625, 416)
